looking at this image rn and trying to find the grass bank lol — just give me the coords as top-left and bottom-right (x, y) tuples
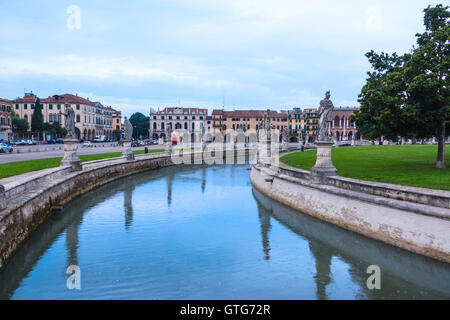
(280, 145), (450, 191)
(0, 149), (165, 180)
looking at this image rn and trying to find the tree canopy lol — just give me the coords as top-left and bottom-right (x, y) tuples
(129, 112), (150, 139)
(11, 110), (29, 134)
(352, 4), (450, 168)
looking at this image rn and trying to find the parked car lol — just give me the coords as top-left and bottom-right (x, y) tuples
(131, 140), (139, 147)
(14, 140), (26, 146)
(0, 143), (13, 153)
(83, 141), (93, 147)
(56, 139), (64, 144)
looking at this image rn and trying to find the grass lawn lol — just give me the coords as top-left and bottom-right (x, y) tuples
(0, 149), (165, 180)
(280, 144), (450, 191)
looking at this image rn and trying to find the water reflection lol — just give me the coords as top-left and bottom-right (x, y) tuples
(252, 187), (450, 299)
(256, 202), (272, 260)
(124, 186), (134, 231)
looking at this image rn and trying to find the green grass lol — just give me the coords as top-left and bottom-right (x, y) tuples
(0, 149), (165, 180)
(280, 144), (450, 191)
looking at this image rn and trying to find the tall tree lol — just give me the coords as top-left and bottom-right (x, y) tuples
(31, 97), (44, 136)
(352, 4), (449, 168)
(129, 112), (150, 139)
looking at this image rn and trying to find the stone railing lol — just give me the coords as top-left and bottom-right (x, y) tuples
(274, 163), (450, 211)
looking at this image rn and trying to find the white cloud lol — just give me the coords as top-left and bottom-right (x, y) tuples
(366, 5), (383, 32)
(0, 54), (231, 89)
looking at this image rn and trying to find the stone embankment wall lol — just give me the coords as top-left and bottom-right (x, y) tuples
(250, 164), (450, 263)
(0, 153), (173, 268)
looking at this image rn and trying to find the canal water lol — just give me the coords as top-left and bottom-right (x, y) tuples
(0, 165), (449, 299)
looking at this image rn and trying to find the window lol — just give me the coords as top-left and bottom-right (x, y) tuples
(15, 104), (19, 110)
(24, 104), (28, 110)
(153, 116), (157, 120)
(161, 122), (165, 130)
(184, 122), (188, 130)
(192, 123), (195, 130)
(57, 104), (61, 110)
(24, 114), (28, 120)
(153, 122), (157, 129)
(76, 104), (80, 110)
(49, 104), (53, 110)
(169, 116), (172, 120)
(31, 104), (35, 109)
(77, 115), (80, 123)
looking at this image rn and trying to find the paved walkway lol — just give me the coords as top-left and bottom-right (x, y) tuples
(0, 144), (164, 164)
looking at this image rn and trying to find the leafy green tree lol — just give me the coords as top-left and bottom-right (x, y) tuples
(11, 110), (29, 134)
(43, 121), (67, 138)
(31, 97), (44, 137)
(353, 4), (449, 168)
(129, 112), (150, 139)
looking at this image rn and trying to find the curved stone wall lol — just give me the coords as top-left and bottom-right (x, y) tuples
(0, 153), (173, 268)
(250, 164), (450, 263)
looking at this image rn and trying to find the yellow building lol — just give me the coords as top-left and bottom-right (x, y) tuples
(112, 110), (122, 140)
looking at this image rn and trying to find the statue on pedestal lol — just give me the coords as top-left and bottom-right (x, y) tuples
(122, 117), (134, 160)
(317, 91), (334, 142)
(310, 91), (338, 183)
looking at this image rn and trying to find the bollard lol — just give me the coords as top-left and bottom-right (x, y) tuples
(145, 147), (148, 154)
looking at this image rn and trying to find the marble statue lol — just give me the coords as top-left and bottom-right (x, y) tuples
(282, 126), (289, 142)
(317, 91), (334, 141)
(124, 117), (133, 141)
(60, 104), (76, 139)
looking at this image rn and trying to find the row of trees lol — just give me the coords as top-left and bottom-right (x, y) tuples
(352, 4), (449, 168)
(12, 98), (66, 139)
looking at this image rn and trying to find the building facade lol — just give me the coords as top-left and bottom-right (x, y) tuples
(149, 107), (208, 141)
(304, 108), (319, 141)
(112, 110), (122, 141)
(0, 98), (12, 142)
(331, 107), (359, 140)
(288, 108), (307, 139)
(13, 93), (118, 141)
(211, 109), (289, 140)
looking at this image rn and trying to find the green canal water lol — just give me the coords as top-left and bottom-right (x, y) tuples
(0, 165), (449, 299)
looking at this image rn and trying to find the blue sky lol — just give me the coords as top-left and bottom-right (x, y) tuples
(0, 0), (445, 117)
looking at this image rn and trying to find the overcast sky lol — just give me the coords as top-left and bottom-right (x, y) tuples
(0, 0), (444, 117)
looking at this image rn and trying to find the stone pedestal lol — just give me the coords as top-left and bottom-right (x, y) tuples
(310, 141), (337, 184)
(122, 140), (135, 161)
(165, 141), (173, 154)
(60, 139), (82, 171)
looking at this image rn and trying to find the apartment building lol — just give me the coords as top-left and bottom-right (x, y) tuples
(0, 98), (13, 142)
(211, 109), (289, 137)
(13, 93), (118, 141)
(149, 107), (208, 141)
